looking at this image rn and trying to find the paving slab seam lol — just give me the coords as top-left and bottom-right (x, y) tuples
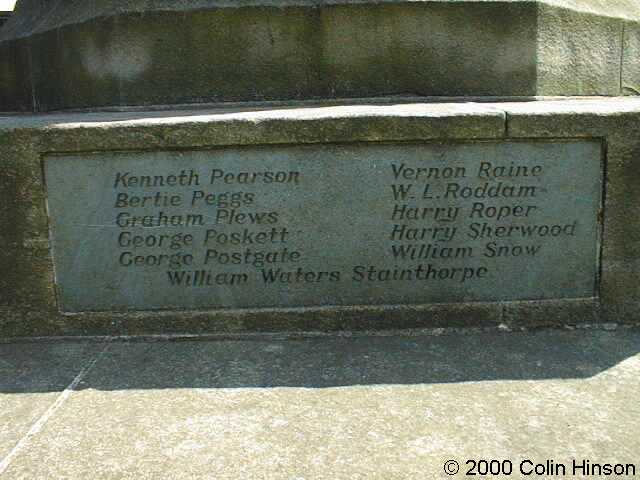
(0, 342), (110, 476)
(0, 323), (636, 346)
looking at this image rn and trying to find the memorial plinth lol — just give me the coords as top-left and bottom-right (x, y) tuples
(1, 99), (640, 337)
(1, 0), (639, 338)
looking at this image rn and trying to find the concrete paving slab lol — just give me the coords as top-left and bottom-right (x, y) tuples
(0, 342), (105, 462)
(0, 329), (639, 479)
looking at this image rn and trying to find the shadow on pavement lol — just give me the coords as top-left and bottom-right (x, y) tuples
(1, 328), (639, 393)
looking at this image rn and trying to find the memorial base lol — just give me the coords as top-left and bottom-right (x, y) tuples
(1, 98), (639, 338)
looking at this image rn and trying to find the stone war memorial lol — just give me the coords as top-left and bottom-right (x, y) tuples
(1, 0), (640, 338)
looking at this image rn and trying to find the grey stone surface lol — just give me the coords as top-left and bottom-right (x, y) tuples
(1, 0), (639, 111)
(500, 99), (640, 323)
(623, 22), (640, 95)
(536, 2), (624, 96)
(0, 328), (639, 478)
(45, 141), (602, 312)
(0, 342), (101, 461)
(1, 98), (640, 336)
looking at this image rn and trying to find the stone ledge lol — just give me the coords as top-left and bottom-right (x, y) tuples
(2, 103), (509, 152)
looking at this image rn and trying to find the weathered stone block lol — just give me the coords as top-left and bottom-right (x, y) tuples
(536, 3), (623, 95)
(623, 21), (640, 96)
(503, 99), (640, 320)
(1, 99), (639, 337)
(1, 0), (638, 111)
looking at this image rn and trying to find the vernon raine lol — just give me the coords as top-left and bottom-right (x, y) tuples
(391, 161), (544, 182)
